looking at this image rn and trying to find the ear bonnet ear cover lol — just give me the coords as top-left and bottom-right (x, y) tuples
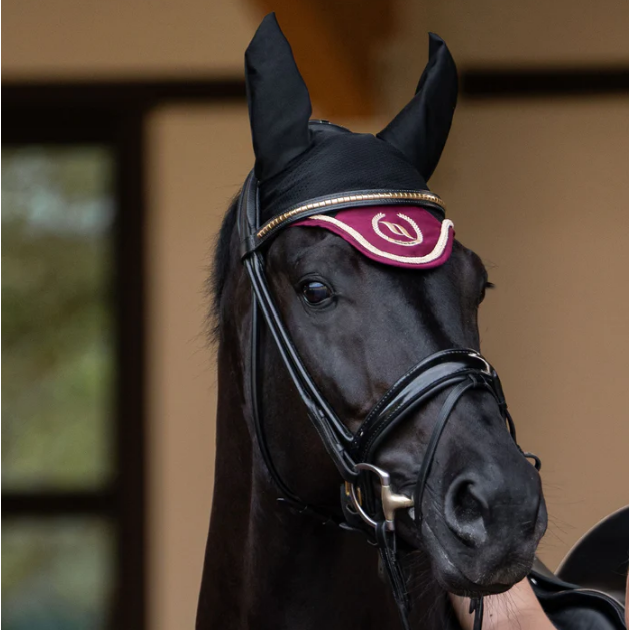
(377, 33), (458, 181)
(244, 14), (458, 269)
(245, 13), (313, 181)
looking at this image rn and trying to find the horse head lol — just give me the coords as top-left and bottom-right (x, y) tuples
(208, 13), (547, 625)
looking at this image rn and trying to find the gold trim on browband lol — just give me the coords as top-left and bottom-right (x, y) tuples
(256, 191), (446, 239)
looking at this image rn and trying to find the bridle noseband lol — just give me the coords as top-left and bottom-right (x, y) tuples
(237, 170), (540, 630)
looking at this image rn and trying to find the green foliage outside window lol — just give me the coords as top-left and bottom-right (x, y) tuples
(2, 146), (115, 490)
(2, 146), (116, 629)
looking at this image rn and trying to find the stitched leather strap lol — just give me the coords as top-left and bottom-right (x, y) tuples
(351, 351), (495, 462)
(376, 522), (411, 630)
(414, 377), (480, 523)
(470, 597), (484, 630)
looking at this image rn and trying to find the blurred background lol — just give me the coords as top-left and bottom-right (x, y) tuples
(2, 1), (627, 629)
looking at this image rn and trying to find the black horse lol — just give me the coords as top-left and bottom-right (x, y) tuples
(197, 14), (547, 630)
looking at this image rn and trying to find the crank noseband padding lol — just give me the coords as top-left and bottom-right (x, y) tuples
(350, 350), (498, 462)
(351, 351), (511, 530)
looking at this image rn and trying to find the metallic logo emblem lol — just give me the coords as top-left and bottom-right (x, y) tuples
(372, 212), (424, 246)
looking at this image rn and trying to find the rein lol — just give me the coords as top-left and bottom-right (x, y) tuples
(237, 169), (540, 629)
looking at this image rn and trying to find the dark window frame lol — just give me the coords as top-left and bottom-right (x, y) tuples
(3, 103), (148, 630)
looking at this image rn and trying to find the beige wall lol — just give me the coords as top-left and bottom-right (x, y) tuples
(377, 0), (627, 115)
(146, 105), (253, 630)
(2, 0), (261, 79)
(432, 96), (629, 567)
(427, 0), (627, 67)
(4, 0), (626, 81)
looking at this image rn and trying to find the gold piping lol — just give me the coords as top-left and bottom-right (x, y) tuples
(256, 191), (446, 239)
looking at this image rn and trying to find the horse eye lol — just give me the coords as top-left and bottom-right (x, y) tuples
(301, 281), (332, 305)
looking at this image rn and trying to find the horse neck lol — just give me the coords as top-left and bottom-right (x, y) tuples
(196, 334), (408, 630)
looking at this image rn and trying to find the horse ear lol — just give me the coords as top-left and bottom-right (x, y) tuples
(377, 33), (458, 182)
(245, 13), (312, 181)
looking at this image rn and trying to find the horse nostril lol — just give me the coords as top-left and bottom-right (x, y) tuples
(444, 477), (488, 548)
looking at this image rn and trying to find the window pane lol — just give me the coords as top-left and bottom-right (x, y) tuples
(2, 517), (114, 630)
(2, 146), (115, 490)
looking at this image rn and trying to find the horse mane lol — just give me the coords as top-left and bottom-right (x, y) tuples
(208, 195), (239, 342)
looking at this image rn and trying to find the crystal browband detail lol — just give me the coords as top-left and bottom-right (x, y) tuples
(256, 191), (446, 239)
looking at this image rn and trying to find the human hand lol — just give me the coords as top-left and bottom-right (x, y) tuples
(449, 577), (557, 630)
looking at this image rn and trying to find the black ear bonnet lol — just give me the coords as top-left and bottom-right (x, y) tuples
(245, 13), (458, 222)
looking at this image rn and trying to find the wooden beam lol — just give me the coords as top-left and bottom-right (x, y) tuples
(251, 1), (392, 118)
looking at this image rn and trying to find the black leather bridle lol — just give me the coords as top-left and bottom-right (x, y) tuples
(237, 170), (540, 630)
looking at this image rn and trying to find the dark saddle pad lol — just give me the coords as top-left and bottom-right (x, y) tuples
(531, 506), (628, 629)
